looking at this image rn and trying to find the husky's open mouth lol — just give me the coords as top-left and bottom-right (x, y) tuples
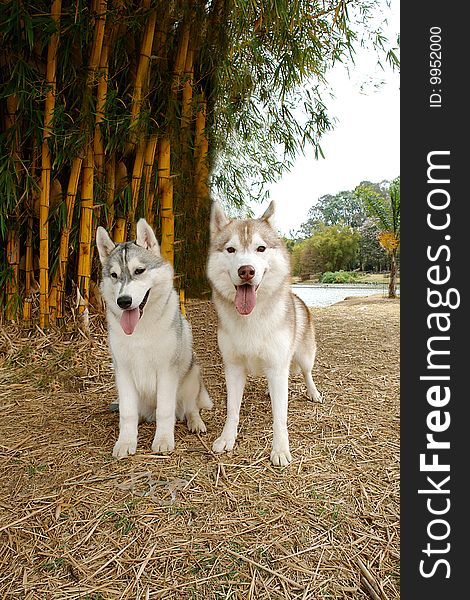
(234, 283), (259, 316)
(120, 289), (150, 335)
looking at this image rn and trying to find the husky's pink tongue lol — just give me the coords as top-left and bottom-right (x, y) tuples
(120, 308), (140, 335)
(235, 284), (256, 315)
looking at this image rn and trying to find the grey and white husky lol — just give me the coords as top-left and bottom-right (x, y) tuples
(207, 201), (321, 466)
(96, 219), (212, 458)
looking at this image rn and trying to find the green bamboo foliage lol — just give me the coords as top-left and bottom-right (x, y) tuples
(0, 0), (395, 325)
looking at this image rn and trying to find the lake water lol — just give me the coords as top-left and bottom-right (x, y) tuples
(292, 284), (400, 308)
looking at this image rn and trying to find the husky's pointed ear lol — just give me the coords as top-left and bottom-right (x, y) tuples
(96, 226), (115, 264)
(136, 218), (161, 255)
(210, 201), (230, 235)
(260, 200), (276, 227)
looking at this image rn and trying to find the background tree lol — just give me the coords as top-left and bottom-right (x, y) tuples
(355, 176), (400, 297)
(298, 190), (369, 238)
(357, 219), (389, 271)
(298, 223), (360, 279)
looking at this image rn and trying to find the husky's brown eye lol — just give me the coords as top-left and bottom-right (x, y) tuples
(134, 268), (146, 275)
(257, 245), (266, 252)
(226, 247), (236, 253)
(111, 272), (118, 279)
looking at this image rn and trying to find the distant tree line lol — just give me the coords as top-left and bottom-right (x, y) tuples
(289, 177), (400, 290)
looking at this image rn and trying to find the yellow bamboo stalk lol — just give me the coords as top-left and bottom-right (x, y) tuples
(143, 133), (158, 224)
(171, 20), (191, 96)
(76, 144), (94, 314)
(105, 153), (116, 230)
(156, 18), (191, 269)
(5, 94), (21, 321)
(47, 177), (64, 321)
(193, 94), (209, 210)
(88, 0), (107, 83)
(128, 140), (146, 239)
(5, 229), (20, 321)
(113, 217), (127, 243)
(158, 136), (173, 264)
(93, 21), (111, 180)
(129, 0), (157, 144)
(39, 0), (61, 329)
(179, 289), (186, 317)
(23, 215), (34, 326)
(180, 45), (194, 135)
(50, 157), (83, 321)
(23, 144), (38, 326)
(112, 161), (128, 242)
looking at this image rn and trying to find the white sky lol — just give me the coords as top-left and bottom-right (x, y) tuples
(261, 0), (400, 237)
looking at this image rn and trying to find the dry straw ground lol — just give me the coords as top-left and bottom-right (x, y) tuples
(0, 295), (399, 600)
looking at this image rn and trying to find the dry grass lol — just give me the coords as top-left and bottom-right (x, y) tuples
(0, 295), (399, 599)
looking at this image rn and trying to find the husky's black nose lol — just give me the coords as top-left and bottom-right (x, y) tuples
(238, 265), (255, 281)
(117, 295), (133, 309)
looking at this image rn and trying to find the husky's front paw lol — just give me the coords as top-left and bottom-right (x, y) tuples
(270, 447), (292, 467)
(186, 413), (207, 434)
(152, 433), (175, 454)
(308, 388), (323, 403)
(212, 434), (236, 453)
(113, 438), (137, 459)
(307, 382), (323, 403)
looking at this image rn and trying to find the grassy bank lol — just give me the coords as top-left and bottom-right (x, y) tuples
(293, 271), (400, 285)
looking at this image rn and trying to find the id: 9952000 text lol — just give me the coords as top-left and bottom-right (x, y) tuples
(429, 26), (442, 109)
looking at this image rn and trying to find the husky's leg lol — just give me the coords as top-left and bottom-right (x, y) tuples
(152, 368), (177, 453)
(266, 366), (291, 466)
(212, 363), (246, 453)
(179, 363), (211, 434)
(296, 350), (322, 402)
(113, 367), (139, 458)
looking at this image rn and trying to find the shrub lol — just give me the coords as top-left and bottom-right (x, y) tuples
(320, 270), (358, 284)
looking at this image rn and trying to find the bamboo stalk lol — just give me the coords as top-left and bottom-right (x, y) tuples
(47, 177), (64, 321)
(4, 95), (21, 321)
(88, 0), (107, 83)
(23, 215), (34, 326)
(157, 17), (192, 268)
(128, 140), (146, 239)
(23, 144), (38, 326)
(143, 133), (158, 225)
(73, 0), (106, 315)
(128, 0), (157, 145)
(51, 156), (83, 321)
(113, 217), (127, 243)
(5, 229), (20, 321)
(38, 0), (62, 329)
(105, 153), (116, 230)
(76, 144), (94, 315)
(112, 161), (128, 242)
(93, 18), (111, 181)
(171, 20), (191, 96)
(179, 288), (186, 317)
(193, 93), (209, 210)
(180, 45), (194, 136)
(158, 135), (173, 264)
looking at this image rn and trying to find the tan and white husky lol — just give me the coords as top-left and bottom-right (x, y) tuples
(207, 201), (321, 466)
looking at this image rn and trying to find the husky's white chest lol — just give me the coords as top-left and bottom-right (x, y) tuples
(217, 302), (292, 374)
(108, 315), (176, 394)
